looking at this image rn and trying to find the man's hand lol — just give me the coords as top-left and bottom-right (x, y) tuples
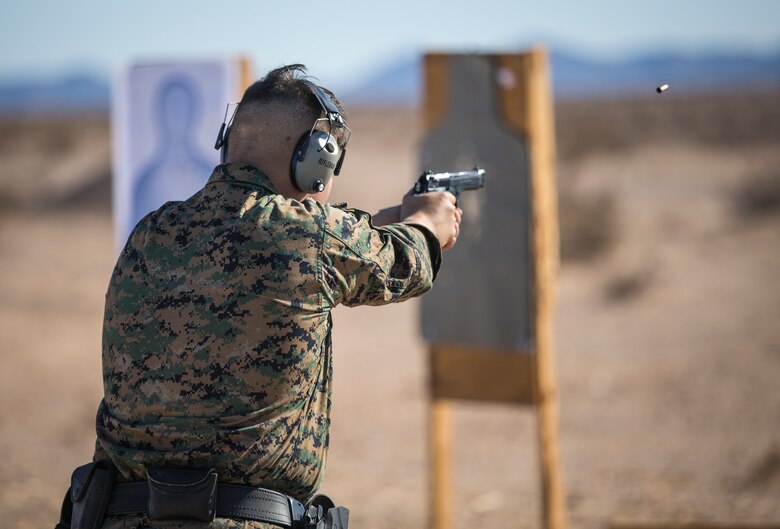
(401, 190), (462, 251)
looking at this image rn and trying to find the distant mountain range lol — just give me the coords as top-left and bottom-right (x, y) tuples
(1, 49), (778, 112)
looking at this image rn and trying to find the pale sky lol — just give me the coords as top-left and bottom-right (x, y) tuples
(1, 0), (778, 92)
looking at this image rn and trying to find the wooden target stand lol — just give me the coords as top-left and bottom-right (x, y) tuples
(423, 49), (567, 529)
(239, 56), (253, 97)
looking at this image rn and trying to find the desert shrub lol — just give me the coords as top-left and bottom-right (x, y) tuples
(558, 190), (617, 262)
(603, 268), (654, 303)
(0, 189), (18, 216)
(733, 170), (780, 218)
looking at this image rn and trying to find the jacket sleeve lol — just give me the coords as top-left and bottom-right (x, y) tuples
(321, 204), (441, 308)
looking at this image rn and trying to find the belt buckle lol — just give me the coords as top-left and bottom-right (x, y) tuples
(146, 467), (218, 522)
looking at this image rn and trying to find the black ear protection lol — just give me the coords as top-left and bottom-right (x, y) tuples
(214, 82), (351, 194)
(214, 102), (239, 165)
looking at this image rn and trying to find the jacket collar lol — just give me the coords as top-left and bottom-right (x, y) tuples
(206, 163), (279, 194)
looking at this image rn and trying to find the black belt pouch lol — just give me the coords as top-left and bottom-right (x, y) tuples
(69, 461), (116, 529)
(146, 467), (218, 522)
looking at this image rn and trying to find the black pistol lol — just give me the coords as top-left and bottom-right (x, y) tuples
(413, 167), (486, 205)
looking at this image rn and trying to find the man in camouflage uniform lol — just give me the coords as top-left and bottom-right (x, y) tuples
(91, 65), (461, 528)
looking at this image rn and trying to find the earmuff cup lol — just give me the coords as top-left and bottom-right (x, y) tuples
(290, 130), (342, 193)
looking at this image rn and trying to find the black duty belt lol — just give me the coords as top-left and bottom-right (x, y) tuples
(107, 480), (307, 526)
(57, 463), (349, 529)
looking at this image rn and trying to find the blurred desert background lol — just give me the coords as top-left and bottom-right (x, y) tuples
(1, 83), (779, 529)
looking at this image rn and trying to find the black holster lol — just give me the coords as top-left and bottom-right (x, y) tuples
(304, 494), (350, 529)
(55, 461), (116, 529)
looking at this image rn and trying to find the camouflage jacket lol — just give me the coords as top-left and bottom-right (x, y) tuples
(93, 164), (440, 515)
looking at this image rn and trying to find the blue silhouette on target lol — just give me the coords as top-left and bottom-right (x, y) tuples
(133, 76), (215, 225)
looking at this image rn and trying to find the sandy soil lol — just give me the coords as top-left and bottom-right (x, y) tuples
(0, 96), (779, 529)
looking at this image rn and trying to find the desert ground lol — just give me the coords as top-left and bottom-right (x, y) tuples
(1, 90), (779, 529)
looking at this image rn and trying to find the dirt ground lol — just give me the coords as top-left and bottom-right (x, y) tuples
(1, 92), (779, 529)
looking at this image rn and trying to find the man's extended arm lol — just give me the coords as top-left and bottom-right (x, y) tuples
(321, 191), (460, 307)
(321, 204), (440, 307)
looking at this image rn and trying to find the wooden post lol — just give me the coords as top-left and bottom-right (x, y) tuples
(526, 48), (567, 529)
(238, 56), (253, 95)
(429, 397), (452, 529)
(497, 47), (566, 529)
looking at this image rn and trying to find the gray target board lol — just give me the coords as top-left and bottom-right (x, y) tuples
(420, 54), (534, 352)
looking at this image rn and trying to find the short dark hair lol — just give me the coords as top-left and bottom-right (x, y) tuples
(236, 64), (348, 147)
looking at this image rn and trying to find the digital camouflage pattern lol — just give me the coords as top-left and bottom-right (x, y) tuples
(94, 163), (440, 528)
